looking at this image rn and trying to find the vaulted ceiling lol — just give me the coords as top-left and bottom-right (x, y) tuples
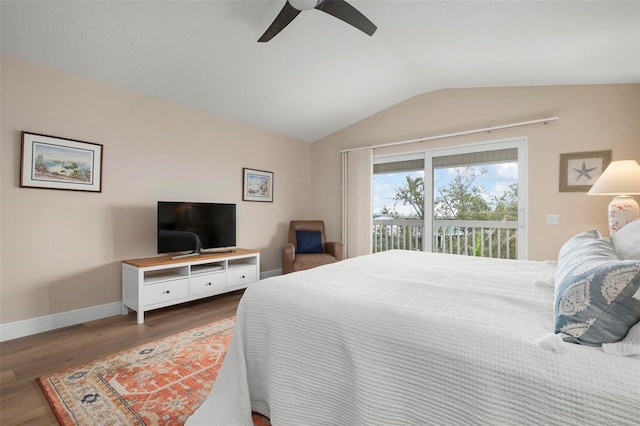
(2, 1), (639, 142)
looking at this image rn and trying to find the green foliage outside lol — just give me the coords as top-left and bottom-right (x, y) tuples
(373, 166), (518, 258)
(35, 154), (46, 172)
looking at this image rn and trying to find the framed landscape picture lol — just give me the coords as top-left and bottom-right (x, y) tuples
(20, 132), (103, 192)
(243, 168), (273, 202)
(559, 150), (611, 192)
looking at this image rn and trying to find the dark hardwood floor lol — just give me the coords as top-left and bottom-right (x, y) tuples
(0, 290), (244, 425)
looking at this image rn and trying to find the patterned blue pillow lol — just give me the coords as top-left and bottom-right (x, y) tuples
(554, 233), (640, 346)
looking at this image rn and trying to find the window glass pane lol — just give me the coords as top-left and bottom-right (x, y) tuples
(433, 160), (518, 259)
(372, 169), (425, 252)
(373, 170), (424, 219)
(433, 162), (518, 221)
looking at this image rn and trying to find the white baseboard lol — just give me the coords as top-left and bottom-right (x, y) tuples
(0, 301), (122, 342)
(1, 269), (283, 342)
(261, 268), (282, 279)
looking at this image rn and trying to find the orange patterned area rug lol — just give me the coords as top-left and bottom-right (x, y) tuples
(37, 317), (270, 425)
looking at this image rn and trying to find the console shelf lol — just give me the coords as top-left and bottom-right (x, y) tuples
(121, 248), (260, 324)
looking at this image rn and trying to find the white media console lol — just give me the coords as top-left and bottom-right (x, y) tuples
(122, 248), (260, 324)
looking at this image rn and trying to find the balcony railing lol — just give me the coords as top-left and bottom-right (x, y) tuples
(372, 219), (518, 259)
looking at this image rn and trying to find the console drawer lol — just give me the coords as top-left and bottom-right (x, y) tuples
(190, 272), (226, 296)
(227, 267), (257, 288)
(144, 278), (188, 306)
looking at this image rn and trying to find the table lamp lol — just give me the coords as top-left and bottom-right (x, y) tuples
(587, 159), (640, 235)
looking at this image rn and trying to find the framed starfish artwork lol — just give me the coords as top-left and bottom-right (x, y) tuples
(559, 150), (611, 192)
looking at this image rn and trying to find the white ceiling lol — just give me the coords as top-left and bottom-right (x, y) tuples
(1, 1), (639, 142)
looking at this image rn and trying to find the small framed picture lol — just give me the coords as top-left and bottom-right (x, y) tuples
(243, 168), (273, 202)
(559, 150), (611, 192)
(20, 132), (103, 192)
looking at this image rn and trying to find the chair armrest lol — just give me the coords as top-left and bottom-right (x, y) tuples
(325, 241), (345, 261)
(282, 243), (296, 274)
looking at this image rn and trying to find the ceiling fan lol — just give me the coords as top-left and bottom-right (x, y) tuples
(258, 0), (377, 42)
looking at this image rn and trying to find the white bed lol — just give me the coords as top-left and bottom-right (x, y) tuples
(187, 250), (640, 425)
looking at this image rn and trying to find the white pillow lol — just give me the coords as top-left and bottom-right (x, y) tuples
(611, 218), (640, 260)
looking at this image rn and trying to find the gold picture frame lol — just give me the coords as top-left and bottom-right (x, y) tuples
(559, 150), (611, 192)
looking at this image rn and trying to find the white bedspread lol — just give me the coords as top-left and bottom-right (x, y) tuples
(187, 250), (640, 425)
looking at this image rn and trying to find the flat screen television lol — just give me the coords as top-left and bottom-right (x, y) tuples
(157, 201), (236, 254)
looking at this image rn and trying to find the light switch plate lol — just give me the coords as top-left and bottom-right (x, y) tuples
(546, 214), (560, 225)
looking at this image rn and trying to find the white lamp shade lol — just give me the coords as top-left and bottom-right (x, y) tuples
(587, 159), (640, 235)
(587, 160), (640, 195)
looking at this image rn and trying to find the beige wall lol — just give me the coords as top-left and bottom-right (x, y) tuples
(2, 56), (639, 327)
(311, 85), (640, 261)
(1, 56), (312, 324)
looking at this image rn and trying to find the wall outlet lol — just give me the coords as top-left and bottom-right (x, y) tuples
(546, 214), (560, 225)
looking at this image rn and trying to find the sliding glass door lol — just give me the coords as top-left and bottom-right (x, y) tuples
(373, 137), (527, 259)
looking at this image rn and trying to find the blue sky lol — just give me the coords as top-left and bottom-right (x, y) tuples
(373, 163), (518, 216)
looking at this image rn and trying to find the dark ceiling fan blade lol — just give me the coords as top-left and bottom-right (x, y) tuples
(316, 0), (377, 36)
(258, 1), (302, 42)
